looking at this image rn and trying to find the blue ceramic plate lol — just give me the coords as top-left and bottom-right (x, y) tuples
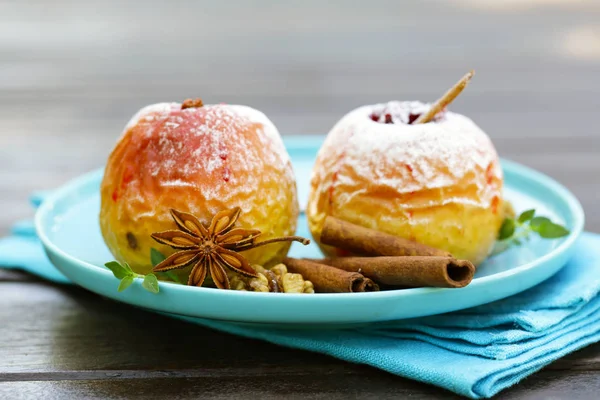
(35, 136), (584, 326)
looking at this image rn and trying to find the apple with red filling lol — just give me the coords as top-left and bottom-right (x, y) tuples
(307, 100), (505, 265)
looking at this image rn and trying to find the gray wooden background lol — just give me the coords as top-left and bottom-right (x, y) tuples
(1, 0), (599, 235)
(1, 1), (600, 398)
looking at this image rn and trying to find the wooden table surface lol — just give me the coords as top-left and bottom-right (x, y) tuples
(1, 1), (600, 398)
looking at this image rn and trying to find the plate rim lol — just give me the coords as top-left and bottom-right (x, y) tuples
(35, 138), (585, 303)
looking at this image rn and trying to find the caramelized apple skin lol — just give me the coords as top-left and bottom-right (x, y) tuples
(100, 103), (299, 274)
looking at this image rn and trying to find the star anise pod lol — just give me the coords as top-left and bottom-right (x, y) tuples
(151, 208), (310, 289)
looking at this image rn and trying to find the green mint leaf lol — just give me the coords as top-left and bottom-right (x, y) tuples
(498, 218), (516, 240)
(518, 209), (536, 223)
(142, 274), (160, 294)
(105, 261), (131, 280)
(513, 238), (523, 246)
(118, 275), (134, 292)
(538, 222), (570, 239)
(150, 248), (167, 267)
(530, 216), (551, 232)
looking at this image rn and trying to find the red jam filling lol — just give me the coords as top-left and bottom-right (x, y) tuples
(368, 101), (445, 125)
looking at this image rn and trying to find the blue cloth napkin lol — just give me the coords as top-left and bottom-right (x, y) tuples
(2, 197), (600, 398)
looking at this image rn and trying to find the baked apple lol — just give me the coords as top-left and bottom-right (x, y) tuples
(100, 99), (299, 275)
(306, 100), (504, 266)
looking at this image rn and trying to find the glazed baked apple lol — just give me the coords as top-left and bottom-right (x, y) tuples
(307, 100), (504, 266)
(100, 99), (299, 275)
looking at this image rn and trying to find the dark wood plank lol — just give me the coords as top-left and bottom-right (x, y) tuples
(0, 269), (40, 282)
(0, 281), (356, 373)
(0, 375), (461, 400)
(3, 370), (600, 400)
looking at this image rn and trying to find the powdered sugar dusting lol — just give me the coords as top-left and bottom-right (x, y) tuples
(159, 179), (196, 188)
(228, 105), (290, 166)
(143, 106), (233, 201)
(124, 102), (179, 131)
(312, 101), (502, 209)
(121, 103), (295, 213)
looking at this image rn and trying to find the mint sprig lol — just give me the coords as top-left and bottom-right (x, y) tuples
(497, 208), (570, 245)
(104, 260), (160, 294)
(118, 275), (134, 291)
(142, 274), (160, 293)
(104, 248), (184, 293)
(104, 260), (132, 280)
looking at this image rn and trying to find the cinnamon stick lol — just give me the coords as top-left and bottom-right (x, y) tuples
(320, 216), (451, 257)
(283, 257), (379, 293)
(356, 278), (379, 292)
(413, 70), (474, 124)
(313, 256), (475, 288)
